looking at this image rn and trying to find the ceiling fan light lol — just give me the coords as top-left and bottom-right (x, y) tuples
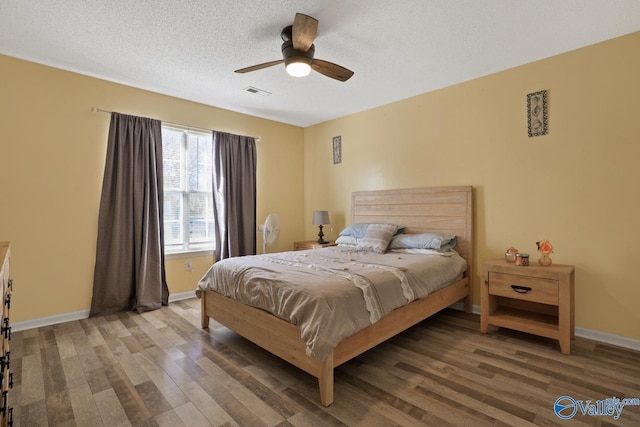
(286, 61), (311, 77)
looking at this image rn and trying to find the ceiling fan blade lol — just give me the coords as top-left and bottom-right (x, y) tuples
(235, 59), (283, 74)
(311, 59), (354, 82)
(292, 13), (318, 52)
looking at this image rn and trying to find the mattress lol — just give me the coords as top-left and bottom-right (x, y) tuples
(197, 246), (467, 361)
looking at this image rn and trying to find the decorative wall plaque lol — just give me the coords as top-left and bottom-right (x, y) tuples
(527, 90), (548, 137)
(333, 136), (342, 164)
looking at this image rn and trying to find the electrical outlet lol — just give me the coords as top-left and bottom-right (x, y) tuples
(185, 260), (192, 271)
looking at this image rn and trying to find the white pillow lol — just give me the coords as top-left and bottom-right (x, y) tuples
(335, 235), (359, 246)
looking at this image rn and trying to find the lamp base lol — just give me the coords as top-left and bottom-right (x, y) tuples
(317, 225), (328, 245)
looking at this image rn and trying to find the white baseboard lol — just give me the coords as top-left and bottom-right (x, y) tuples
(574, 327), (640, 352)
(452, 303), (640, 352)
(11, 290), (197, 332)
(11, 298), (640, 352)
(169, 290), (198, 302)
(12, 309), (91, 333)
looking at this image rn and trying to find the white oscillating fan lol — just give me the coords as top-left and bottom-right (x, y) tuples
(258, 213), (281, 253)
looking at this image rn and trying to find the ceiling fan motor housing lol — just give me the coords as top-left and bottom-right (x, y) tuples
(282, 40), (315, 67)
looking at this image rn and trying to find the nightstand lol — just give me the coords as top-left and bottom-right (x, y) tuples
(481, 260), (575, 354)
(293, 240), (337, 251)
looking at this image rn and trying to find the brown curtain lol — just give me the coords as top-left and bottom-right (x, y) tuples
(90, 113), (169, 316)
(213, 131), (257, 260)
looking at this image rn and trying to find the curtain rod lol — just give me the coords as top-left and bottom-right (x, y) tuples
(91, 107), (261, 141)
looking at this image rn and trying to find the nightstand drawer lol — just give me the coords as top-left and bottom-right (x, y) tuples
(489, 272), (558, 305)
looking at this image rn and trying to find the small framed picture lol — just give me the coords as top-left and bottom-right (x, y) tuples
(333, 136), (342, 164)
(527, 90), (548, 137)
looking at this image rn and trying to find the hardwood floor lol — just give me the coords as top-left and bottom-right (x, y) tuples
(9, 298), (640, 426)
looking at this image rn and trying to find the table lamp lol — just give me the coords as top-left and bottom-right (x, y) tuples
(312, 210), (330, 244)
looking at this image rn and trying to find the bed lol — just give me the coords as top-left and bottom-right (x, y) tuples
(198, 186), (473, 406)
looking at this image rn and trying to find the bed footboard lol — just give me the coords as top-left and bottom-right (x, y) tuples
(200, 276), (468, 407)
(201, 289), (335, 405)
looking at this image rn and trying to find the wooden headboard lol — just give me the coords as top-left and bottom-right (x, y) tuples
(352, 186), (474, 279)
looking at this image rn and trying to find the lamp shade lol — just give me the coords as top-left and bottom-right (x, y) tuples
(312, 210), (330, 225)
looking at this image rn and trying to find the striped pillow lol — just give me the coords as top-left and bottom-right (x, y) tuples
(356, 223), (397, 254)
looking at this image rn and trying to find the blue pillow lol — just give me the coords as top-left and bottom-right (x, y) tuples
(389, 233), (456, 250)
(339, 223), (404, 238)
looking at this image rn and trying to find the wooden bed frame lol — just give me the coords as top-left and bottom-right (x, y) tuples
(200, 186), (473, 406)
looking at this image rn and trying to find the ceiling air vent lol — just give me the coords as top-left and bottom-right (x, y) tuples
(244, 86), (271, 96)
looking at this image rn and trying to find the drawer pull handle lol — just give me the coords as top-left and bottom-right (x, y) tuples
(511, 285), (532, 293)
(0, 390), (7, 414)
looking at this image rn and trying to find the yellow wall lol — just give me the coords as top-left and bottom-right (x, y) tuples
(0, 55), (304, 322)
(304, 32), (640, 341)
(2, 32), (639, 343)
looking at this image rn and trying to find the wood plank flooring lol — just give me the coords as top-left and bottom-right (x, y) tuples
(8, 298), (640, 426)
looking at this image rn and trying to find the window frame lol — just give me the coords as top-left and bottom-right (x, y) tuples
(161, 125), (215, 255)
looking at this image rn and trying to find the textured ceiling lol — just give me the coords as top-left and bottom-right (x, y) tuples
(1, 1), (639, 127)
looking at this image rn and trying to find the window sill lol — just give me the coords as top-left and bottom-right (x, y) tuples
(165, 249), (215, 260)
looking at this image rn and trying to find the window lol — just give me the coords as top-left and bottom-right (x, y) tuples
(162, 126), (215, 253)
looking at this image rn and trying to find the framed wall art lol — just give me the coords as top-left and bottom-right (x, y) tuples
(333, 136), (342, 164)
(527, 90), (548, 137)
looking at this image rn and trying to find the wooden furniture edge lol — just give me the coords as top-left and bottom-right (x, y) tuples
(333, 277), (469, 366)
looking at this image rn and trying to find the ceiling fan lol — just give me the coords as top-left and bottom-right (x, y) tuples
(235, 13), (354, 82)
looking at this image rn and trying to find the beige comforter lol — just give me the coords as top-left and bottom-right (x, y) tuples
(196, 246), (467, 361)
